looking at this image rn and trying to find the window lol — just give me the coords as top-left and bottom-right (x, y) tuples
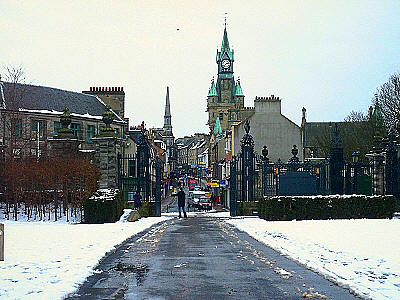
(54, 121), (62, 137)
(128, 159), (136, 177)
(219, 112), (223, 121)
(87, 125), (95, 142)
(115, 128), (120, 137)
(31, 120), (45, 140)
(13, 148), (21, 158)
(71, 123), (81, 139)
(12, 118), (22, 138)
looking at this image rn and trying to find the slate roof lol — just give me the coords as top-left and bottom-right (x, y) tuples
(0, 82), (123, 121)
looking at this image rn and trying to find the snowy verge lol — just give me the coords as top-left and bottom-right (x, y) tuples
(225, 218), (400, 300)
(0, 216), (170, 300)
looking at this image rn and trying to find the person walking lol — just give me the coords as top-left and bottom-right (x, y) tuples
(173, 187), (187, 218)
(133, 191), (142, 210)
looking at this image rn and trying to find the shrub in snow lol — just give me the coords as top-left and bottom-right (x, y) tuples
(138, 202), (155, 217)
(258, 195), (396, 221)
(83, 189), (124, 223)
(237, 201), (258, 216)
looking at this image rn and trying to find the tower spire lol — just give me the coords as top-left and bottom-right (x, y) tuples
(224, 12), (227, 29)
(163, 86), (172, 135)
(165, 86), (171, 117)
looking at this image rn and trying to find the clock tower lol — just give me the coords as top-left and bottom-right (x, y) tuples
(207, 24), (245, 133)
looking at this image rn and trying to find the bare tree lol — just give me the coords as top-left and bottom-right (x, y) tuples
(374, 73), (400, 131)
(310, 109), (379, 162)
(342, 110), (376, 162)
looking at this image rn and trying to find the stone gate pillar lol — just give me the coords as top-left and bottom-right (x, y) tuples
(366, 136), (385, 195)
(91, 106), (122, 189)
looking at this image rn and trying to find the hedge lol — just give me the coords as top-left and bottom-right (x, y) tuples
(258, 195), (396, 221)
(83, 189), (124, 223)
(138, 202), (155, 217)
(237, 202), (259, 216)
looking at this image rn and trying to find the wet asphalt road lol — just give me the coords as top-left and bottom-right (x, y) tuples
(67, 216), (359, 300)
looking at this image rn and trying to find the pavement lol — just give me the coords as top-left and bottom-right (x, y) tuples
(67, 211), (359, 300)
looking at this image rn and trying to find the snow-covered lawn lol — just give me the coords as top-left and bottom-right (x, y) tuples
(225, 217), (400, 300)
(0, 214), (169, 300)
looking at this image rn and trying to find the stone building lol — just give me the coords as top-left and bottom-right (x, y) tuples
(232, 95), (303, 162)
(176, 133), (209, 176)
(82, 86), (126, 121)
(0, 81), (125, 160)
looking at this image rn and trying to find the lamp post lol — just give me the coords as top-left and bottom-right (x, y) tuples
(154, 155), (162, 216)
(351, 151), (360, 194)
(261, 146), (269, 196)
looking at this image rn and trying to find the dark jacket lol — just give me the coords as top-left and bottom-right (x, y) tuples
(176, 190), (186, 207)
(133, 193), (142, 209)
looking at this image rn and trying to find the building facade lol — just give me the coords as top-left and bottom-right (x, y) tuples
(232, 96), (303, 162)
(0, 81), (125, 160)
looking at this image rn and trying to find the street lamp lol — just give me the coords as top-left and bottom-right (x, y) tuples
(351, 151), (360, 194)
(261, 146), (269, 196)
(352, 151), (360, 163)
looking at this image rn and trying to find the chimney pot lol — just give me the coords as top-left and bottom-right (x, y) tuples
(121, 87), (124, 91)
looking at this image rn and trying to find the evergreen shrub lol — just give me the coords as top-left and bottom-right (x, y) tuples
(237, 201), (258, 216)
(258, 195), (396, 221)
(83, 189), (124, 223)
(138, 202), (155, 217)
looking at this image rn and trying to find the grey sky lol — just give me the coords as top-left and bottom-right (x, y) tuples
(1, 1), (400, 138)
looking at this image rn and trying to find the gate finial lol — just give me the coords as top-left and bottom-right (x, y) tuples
(244, 120), (250, 134)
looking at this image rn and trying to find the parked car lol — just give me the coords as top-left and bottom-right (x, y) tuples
(198, 196), (212, 211)
(191, 190), (207, 208)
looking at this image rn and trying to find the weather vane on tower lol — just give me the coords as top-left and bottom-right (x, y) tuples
(224, 13), (227, 28)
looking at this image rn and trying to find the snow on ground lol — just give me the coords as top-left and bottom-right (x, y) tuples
(0, 215), (170, 300)
(225, 217), (400, 300)
(204, 211), (230, 218)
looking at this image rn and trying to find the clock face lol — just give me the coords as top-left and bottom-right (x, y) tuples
(221, 59), (231, 70)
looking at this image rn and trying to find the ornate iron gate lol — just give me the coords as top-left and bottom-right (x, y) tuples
(118, 124), (162, 216)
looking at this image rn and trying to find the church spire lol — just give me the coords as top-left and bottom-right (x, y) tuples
(165, 86), (171, 117)
(163, 86), (172, 136)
